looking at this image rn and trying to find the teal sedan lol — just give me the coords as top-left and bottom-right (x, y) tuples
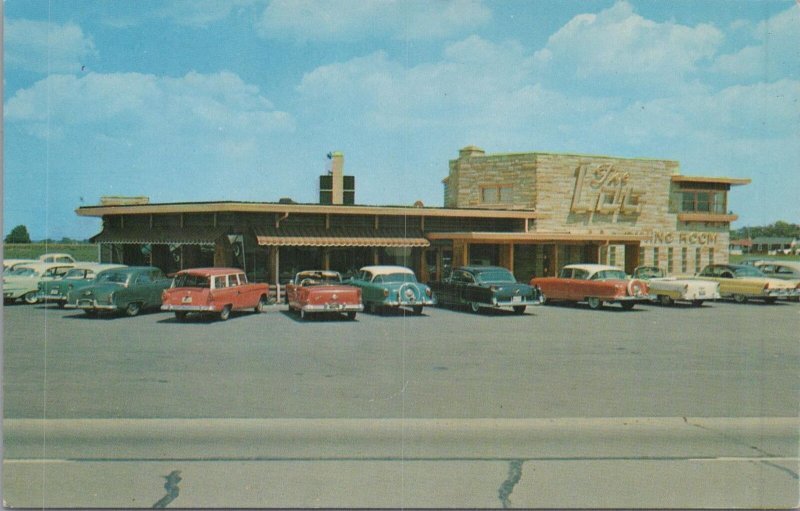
(347, 265), (435, 315)
(37, 263), (127, 307)
(64, 266), (172, 317)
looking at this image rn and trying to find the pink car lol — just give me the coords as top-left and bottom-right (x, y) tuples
(286, 270), (363, 320)
(162, 268), (269, 321)
(531, 264), (652, 310)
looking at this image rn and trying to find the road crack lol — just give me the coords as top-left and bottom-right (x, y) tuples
(152, 470), (182, 508)
(498, 459), (524, 508)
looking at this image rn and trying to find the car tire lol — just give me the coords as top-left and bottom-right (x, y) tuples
(219, 305), (231, 321)
(23, 292), (38, 305)
(175, 311), (187, 322)
(620, 302), (636, 310)
(346, 311), (357, 320)
(84, 310), (97, 317)
(587, 297), (602, 310)
(733, 294), (748, 304)
(658, 295), (673, 306)
(57, 301), (66, 309)
(125, 302), (141, 317)
(512, 305), (526, 315)
(255, 295), (267, 313)
(691, 300), (704, 307)
(470, 302), (481, 313)
(412, 305), (423, 315)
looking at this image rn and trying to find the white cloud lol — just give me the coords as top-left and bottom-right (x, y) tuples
(258, 0), (491, 41)
(155, 0), (262, 27)
(4, 19), (97, 74)
(712, 4), (800, 79)
(534, 1), (723, 93)
(4, 71), (295, 197)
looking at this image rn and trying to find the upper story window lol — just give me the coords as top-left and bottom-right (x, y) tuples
(481, 185), (513, 204)
(679, 190), (726, 214)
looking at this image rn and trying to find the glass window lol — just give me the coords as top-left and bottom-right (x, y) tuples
(681, 248), (688, 273)
(227, 274), (239, 287)
(667, 247), (674, 273)
(609, 246), (616, 267)
(237, 273), (248, 284)
(573, 269), (590, 280)
(135, 273), (151, 284)
(499, 186), (513, 203)
(653, 247), (660, 267)
(481, 187), (498, 203)
(214, 276), (227, 289)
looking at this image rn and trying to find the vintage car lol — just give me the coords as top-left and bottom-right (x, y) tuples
(3, 262), (76, 304)
(429, 265), (542, 314)
(36, 263), (127, 307)
(530, 263), (652, 310)
(286, 270), (363, 320)
(36, 253), (77, 264)
(752, 260), (800, 280)
(162, 268), (269, 321)
(696, 264), (800, 303)
(3, 259), (34, 273)
(632, 266), (721, 306)
(65, 266), (172, 316)
(346, 265), (435, 314)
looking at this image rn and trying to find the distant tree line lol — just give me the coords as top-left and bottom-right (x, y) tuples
(4, 224), (89, 244)
(731, 221), (799, 240)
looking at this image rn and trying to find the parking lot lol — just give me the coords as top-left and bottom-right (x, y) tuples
(4, 300), (799, 507)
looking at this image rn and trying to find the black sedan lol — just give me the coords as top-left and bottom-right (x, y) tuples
(429, 266), (543, 314)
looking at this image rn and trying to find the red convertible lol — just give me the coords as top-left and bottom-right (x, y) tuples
(286, 270), (363, 320)
(530, 264), (653, 310)
(161, 267), (269, 321)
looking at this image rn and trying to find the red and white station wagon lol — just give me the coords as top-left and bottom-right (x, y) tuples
(286, 270), (363, 320)
(161, 267), (269, 321)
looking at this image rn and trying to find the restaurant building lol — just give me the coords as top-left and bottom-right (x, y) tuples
(77, 148), (749, 284)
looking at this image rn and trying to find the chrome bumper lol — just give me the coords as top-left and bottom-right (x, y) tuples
(64, 300), (117, 311)
(301, 303), (364, 313)
(161, 304), (217, 312)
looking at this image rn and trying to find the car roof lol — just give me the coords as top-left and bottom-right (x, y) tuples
(756, 260), (800, 270)
(175, 267), (244, 276)
(359, 265), (415, 276)
(296, 270), (341, 277)
(11, 262), (75, 271)
(563, 264), (623, 272)
(36, 253), (75, 260)
(457, 265), (510, 273)
(69, 263), (126, 271)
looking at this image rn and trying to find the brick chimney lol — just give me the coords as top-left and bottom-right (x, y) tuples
(330, 151), (344, 205)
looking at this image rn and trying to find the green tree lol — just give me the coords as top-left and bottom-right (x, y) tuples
(4, 225), (32, 244)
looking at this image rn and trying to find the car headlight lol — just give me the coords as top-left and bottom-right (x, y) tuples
(383, 288), (389, 297)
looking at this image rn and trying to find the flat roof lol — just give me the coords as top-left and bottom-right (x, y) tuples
(75, 201), (541, 219)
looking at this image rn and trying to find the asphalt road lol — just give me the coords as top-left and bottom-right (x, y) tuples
(3, 299), (799, 507)
(3, 300), (799, 419)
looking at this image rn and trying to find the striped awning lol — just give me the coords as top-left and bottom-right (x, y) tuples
(254, 227), (430, 248)
(90, 226), (230, 245)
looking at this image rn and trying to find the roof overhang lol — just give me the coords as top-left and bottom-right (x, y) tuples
(75, 202), (540, 220)
(677, 213), (738, 223)
(90, 226), (229, 245)
(254, 227), (429, 248)
(426, 232), (649, 244)
(671, 176), (751, 186)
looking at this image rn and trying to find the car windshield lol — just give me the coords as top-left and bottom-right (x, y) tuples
(475, 269), (516, 284)
(378, 272), (417, 283)
(635, 267), (664, 279)
(733, 266), (766, 278)
(7, 267), (37, 277)
(96, 271), (130, 284)
(174, 274), (211, 288)
(591, 270), (627, 280)
(296, 272), (341, 285)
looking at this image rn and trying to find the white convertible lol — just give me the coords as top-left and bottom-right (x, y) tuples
(632, 266), (721, 307)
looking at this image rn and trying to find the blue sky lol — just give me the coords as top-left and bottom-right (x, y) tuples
(3, 0), (799, 240)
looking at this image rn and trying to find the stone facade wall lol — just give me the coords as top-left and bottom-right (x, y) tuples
(446, 149), (733, 270)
